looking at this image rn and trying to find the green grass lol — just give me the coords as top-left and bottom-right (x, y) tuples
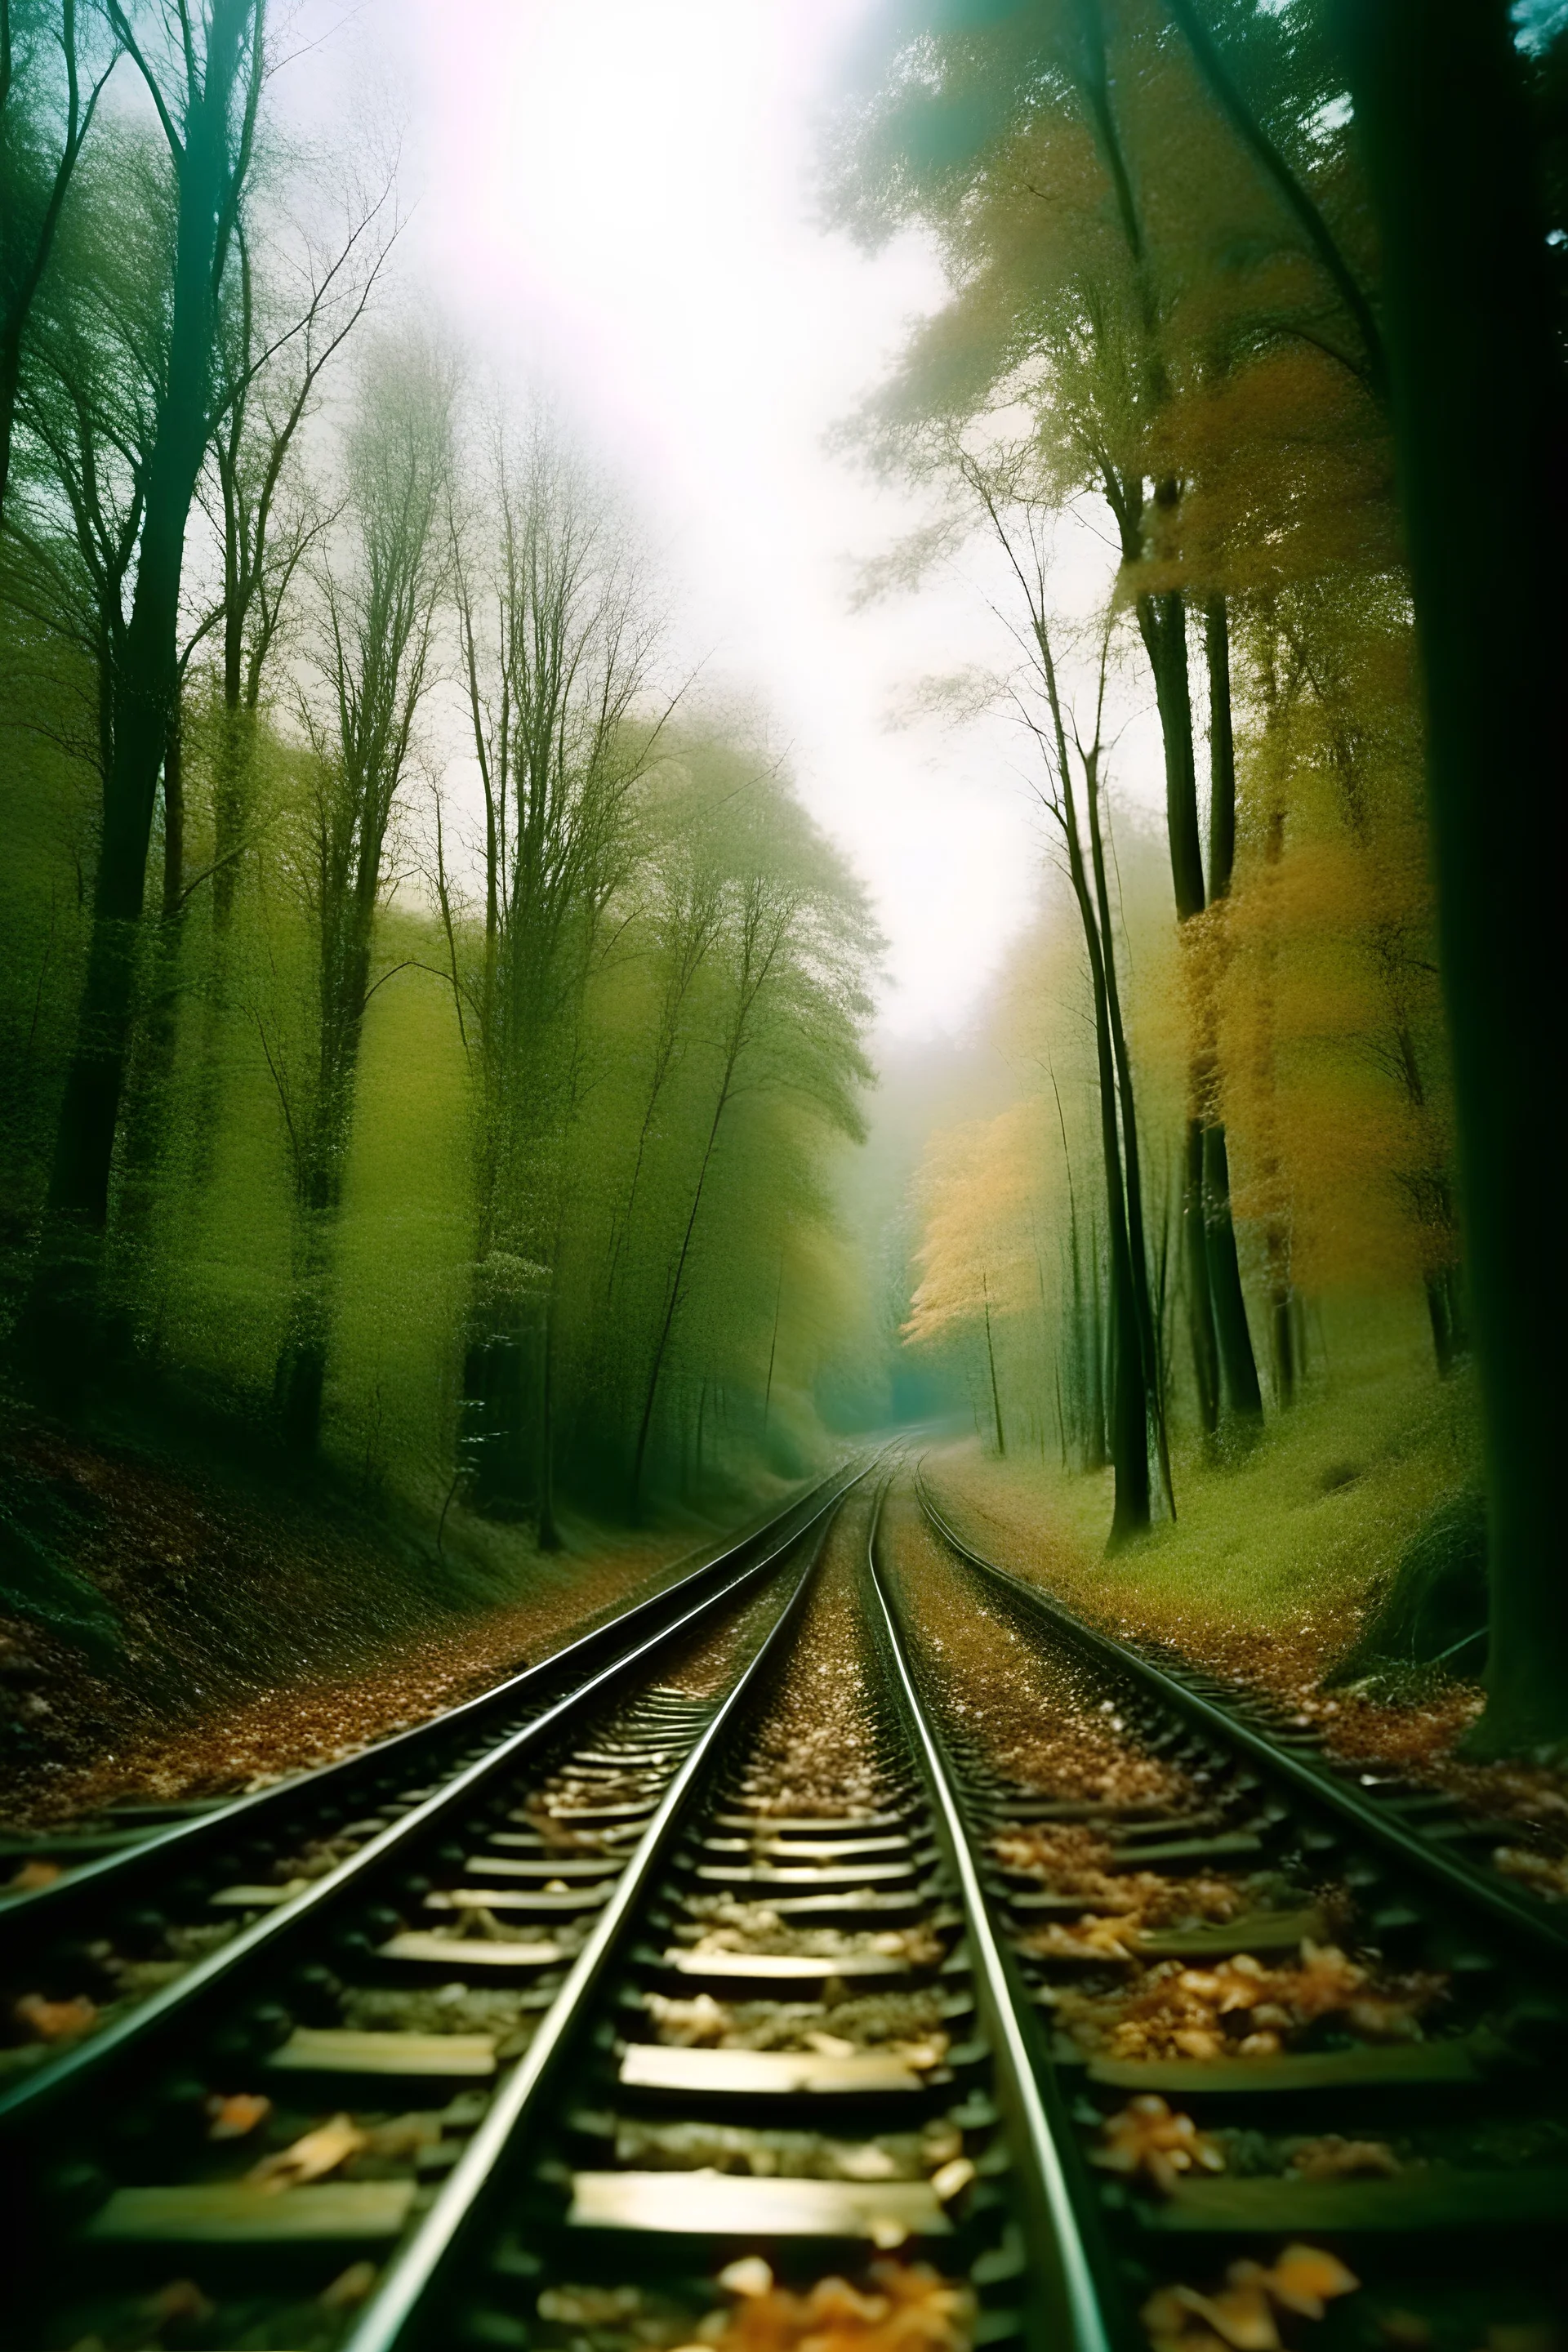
(929, 1300), (1481, 1659)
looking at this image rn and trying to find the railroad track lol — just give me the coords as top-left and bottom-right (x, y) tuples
(7, 1457), (1566, 2352)
(0, 1465), (881, 2350)
(889, 1465), (1568, 2352)
(914, 1470), (1568, 1962)
(0, 1468), (860, 2129)
(317, 1478), (1078, 2352)
(0, 1472), (1125, 2352)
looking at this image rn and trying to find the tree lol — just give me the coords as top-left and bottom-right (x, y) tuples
(449, 420), (663, 1532)
(0, 0), (118, 527)
(265, 337), (451, 1452)
(203, 165), (397, 940)
(630, 869), (798, 1508)
(831, 0), (1408, 1446)
(620, 770), (874, 1510)
(1330, 0), (1568, 1752)
(21, 0), (265, 1388)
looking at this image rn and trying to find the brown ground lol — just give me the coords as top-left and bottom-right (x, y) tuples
(733, 1494), (888, 1820)
(880, 1487), (1181, 1808)
(0, 1411), (724, 1827)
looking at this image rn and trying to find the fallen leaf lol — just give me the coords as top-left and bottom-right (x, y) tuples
(1493, 1848), (1568, 1900)
(1290, 2136), (1399, 2181)
(1158, 2282), (1281, 2352)
(206, 2091), (272, 2140)
(13, 1992), (96, 2042)
(1093, 2096), (1226, 2196)
(144, 2281), (216, 2329)
(707, 2261), (972, 2352)
(718, 2257), (774, 2299)
(364, 2114), (441, 2159)
(1143, 2247), (1358, 2352)
(537, 2288), (645, 2325)
(1256, 2246), (1360, 2319)
(1376, 2313), (1432, 2350)
(247, 2112), (368, 2190)
(7, 1859), (64, 1892)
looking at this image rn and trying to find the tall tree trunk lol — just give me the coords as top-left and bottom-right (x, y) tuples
(1331, 0), (1568, 1749)
(1183, 1116), (1221, 1440)
(1085, 751), (1176, 1514)
(1085, 1216), (1107, 1473)
(1200, 596), (1264, 1431)
(274, 905), (375, 1455)
(276, 1193), (332, 1454)
(1142, 589), (1224, 1439)
(537, 1290), (560, 1551)
(22, 1), (254, 1384)
(631, 1063), (736, 1512)
(982, 1272), (1006, 1457)
(1202, 1122), (1263, 1424)
(762, 1251), (784, 1438)
(107, 706), (187, 1343)
(1066, 857), (1148, 1540)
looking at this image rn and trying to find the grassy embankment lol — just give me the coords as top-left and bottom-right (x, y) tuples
(924, 1300), (1481, 1695)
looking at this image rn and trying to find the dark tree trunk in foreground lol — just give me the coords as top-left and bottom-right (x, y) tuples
(1333, 0), (1568, 1750)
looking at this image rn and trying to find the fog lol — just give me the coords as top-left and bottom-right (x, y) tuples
(292, 0), (1123, 1043)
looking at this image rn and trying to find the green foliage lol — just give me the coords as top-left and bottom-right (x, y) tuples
(935, 1303), (1481, 1652)
(0, 56), (880, 1567)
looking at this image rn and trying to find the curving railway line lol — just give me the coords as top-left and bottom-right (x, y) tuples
(1, 1459), (1564, 2352)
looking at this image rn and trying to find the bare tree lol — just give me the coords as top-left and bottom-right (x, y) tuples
(0, 0), (120, 525)
(960, 449), (1168, 1539)
(265, 337), (451, 1453)
(203, 163), (399, 935)
(450, 421), (666, 1535)
(630, 869), (801, 1508)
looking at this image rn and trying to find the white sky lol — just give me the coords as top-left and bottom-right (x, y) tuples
(279, 0), (1075, 1042)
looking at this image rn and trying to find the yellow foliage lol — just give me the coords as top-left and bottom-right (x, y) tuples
(903, 1101), (1049, 1344)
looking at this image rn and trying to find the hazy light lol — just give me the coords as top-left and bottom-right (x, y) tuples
(291, 1), (1159, 1040)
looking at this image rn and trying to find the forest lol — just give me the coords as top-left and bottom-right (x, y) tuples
(0, 0), (884, 1627)
(828, 0), (1568, 1759)
(1, 0), (1565, 1771)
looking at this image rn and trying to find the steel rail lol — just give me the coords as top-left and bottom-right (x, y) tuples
(1, 1463), (853, 1935)
(334, 1477), (858, 2352)
(865, 1485), (1124, 2352)
(0, 1463), (867, 2132)
(915, 1468), (1568, 1963)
